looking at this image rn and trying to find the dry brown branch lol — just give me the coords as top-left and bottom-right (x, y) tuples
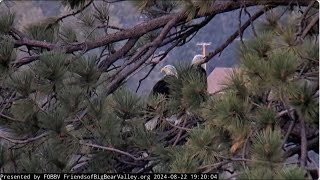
(80, 142), (144, 161)
(0, 131), (51, 144)
(11, 0), (310, 68)
(301, 14), (319, 38)
(297, 109), (307, 168)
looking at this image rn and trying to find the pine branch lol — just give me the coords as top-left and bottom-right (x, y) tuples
(79, 142), (145, 161)
(283, 136), (319, 159)
(297, 109), (307, 168)
(104, 15), (181, 95)
(10, 0), (310, 68)
(244, 4), (257, 37)
(301, 14), (319, 39)
(98, 38), (139, 71)
(166, 119), (193, 132)
(297, 0), (317, 37)
(281, 120), (296, 148)
(203, 6), (277, 64)
(0, 113), (22, 122)
(135, 64), (156, 93)
(97, 24), (124, 31)
(46, 0), (94, 29)
(0, 131), (51, 144)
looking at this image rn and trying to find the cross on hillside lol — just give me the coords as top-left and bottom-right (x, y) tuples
(196, 42), (211, 56)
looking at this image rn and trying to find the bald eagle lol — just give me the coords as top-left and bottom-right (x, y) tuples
(151, 65), (178, 96)
(191, 54), (207, 88)
(145, 65), (177, 131)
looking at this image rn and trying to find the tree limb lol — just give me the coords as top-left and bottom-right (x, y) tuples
(104, 15), (182, 95)
(301, 14), (319, 39)
(283, 136), (319, 159)
(80, 142), (144, 161)
(203, 5), (277, 64)
(10, 0), (310, 67)
(0, 131), (51, 144)
(46, 0), (94, 29)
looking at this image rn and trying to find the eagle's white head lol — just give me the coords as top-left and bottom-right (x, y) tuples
(192, 54), (206, 70)
(160, 65), (178, 77)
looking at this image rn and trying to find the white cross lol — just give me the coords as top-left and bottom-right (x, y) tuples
(196, 42), (211, 56)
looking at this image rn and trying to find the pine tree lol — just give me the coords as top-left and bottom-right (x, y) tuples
(0, 0), (317, 178)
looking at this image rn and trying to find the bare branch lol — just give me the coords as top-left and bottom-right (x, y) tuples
(203, 6), (277, 64)
(46, 0), (94, 29)
(98, 38), (139, 71)
(135, 65), (156, 93)
(301, 14), (319, 39)
(9, 0), (310, 67)
(0, 131), (51, 144)
(104, 15), (182, 95)
(297, 0), (316, 36)
(244, 4), (258, 37)
(297, 109), (307, 168)
(80, 142), (144, 161)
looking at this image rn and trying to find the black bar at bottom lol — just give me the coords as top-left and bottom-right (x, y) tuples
(0, 173), (219, 180)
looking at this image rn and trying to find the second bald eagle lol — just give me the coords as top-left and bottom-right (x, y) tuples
(151, 54), (207, 96)
(191, 54), (207, 88)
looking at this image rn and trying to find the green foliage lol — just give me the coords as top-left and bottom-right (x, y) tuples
(58, 85), (84, 113)
(255, 107), (277, 129)
(170, 147), (199, 173)
(93, 3), (109, 23)
(127, 121), (157, 149)
(78, 10), (96, 28)
(19, 153), (45, 173)
(38, 108), (67, 134)
(300, 36), (318, 61)
(40, 137), (78, 172)
(0, 1), (318, 176)
(276, 166), (306, 179)
(289, 80), (319, 123)
(267, 49), (298, 84)
(9, 98), (37, 122)
(212, 92), (251, 139)
(94, 108), (123, 146)
(257, 11), (279, 33)
(111, 88), (142, 120)
(70, 55), (101, 87)
(59, 25), (78, 43)
(180, 0), (197, 21)
(0, 11), (15, 35)
(239, 167), (275, 180)
(145, 94), (168, 115)
(34, 51), (67, 82)
(192, 0), (214, 16)
(240, 32), (273, 58)
(0, 36), (16, 72)
(223, 70), (248, 100)
(83, 152), (115, 173)
(251, 129), (282, 163)
(24, 21), (58, 43)
(7, 70), (34, 97)
(167, 63), (207, 114)
(186, 127), (229, 163)
(240, 165), (307, 180)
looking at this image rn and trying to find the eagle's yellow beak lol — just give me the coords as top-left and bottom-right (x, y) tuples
(160, 67), (166, 73)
